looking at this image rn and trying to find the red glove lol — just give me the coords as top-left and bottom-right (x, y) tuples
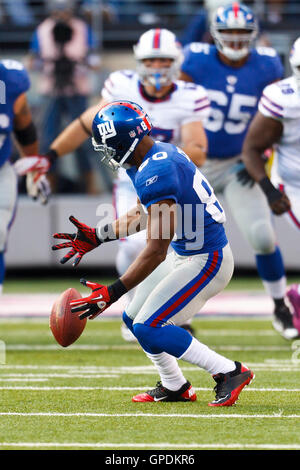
(70, 278), (128, 320)
(70, 279), (113, 320)
(52, 216), (101, 267)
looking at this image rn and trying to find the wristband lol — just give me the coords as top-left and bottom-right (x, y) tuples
(14, 121), (37, 146)
(258, 176), (276, 196)
(259, 176), (281, 203)
(108, 279), (128, 303)
(45, 149), (59, 165)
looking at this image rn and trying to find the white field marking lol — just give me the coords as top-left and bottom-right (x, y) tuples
(0, 361), (298, 370)
(0, 374), (119, 379)
(0, 442), (300, 449)
(0, 379), (48, 383)
(4, 344), (139, 351)
(0, 386), (300, 392)
(0, 329), (277, 337)
(2, 344), (292, 352)
(1, 368), (299, 377)
(1, 412), (300, 419)
(1, 363), (299, 374)
(194, 330), (277, 336)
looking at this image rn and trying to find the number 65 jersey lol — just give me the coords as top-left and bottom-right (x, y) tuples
(182, 43), (283, 159)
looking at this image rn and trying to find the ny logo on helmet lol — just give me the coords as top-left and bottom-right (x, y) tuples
(227, 10), (246, 27)
(97, 120), (117, 143)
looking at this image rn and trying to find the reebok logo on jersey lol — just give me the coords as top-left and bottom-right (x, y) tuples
(146, 175), (158, 186)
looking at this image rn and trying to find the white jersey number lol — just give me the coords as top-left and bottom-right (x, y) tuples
(192, 169), (226, 223)
(205, 90), (257, 134)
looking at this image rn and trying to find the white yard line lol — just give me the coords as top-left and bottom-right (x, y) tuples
(0, 386), (300, 392)
(0, 374), (120, 379)
(0, 379), (48, 383)
(0, 411), (299, 419)
(0, 329), (278, 336)
(0, 442), (299, 449)
(0, 362), (298, 370)
(2, 344), (293, 352)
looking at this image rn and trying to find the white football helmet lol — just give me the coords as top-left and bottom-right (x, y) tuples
(133, 28), (183, 90)
(289, 37), (300, 92)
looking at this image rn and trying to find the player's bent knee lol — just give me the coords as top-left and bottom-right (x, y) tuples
(0, 225), (8, 252)
(249, 221), (276, 254)
(122, 311), (134, 334)
(133, 323), (164, 354)
(133, 322), (193, 357)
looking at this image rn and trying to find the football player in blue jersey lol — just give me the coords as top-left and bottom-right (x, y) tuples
(180, 2), (298, 340)
(0, 59), (42, 296)
(52, 100), (254, 405)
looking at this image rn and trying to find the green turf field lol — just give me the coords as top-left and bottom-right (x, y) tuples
(3, 273), (300, 294)
(0, 314), (299, 450)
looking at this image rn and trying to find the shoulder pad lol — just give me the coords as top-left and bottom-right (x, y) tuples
(188, 42), (211, 55)
(255, 46), (278, 58)
(102, 69), (136, 100)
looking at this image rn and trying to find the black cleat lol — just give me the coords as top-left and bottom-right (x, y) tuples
(132, 381), (197, 402)
(208, 361), (254, 407)
(273, 304), (299, 340)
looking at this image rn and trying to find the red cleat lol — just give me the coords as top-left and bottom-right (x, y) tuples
(208, 362), (254, 407)
(132, 381), (197, 403)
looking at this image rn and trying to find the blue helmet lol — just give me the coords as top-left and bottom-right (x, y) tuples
(92, 100), (152, 170)
(211, 2), (258, 61)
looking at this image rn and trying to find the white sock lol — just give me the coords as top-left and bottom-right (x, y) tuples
(146, 351), (187, 391)
(179, 337), (235, 375)
(263, 276), (286, 300)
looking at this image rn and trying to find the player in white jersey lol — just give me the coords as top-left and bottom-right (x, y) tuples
(18, 28), (209, 340)
(242, 37), (300, 337)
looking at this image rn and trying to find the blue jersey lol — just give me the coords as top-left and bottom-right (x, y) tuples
(0, 59), (30, 168)
(126, 142), (228, 255)
(182, 43), (283, 158)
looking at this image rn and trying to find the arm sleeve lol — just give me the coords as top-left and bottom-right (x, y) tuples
(101, 70), (133, 101)
(29, 31), (40, 55)
(181, 46), (197, 80)
(8, 64), (31, 99)
(180, 85), (210, 125)
(258, 83), (284, 121)
(270, 53), (284, 82)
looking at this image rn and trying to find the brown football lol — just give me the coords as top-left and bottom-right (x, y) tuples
(50, 287), (87, 347)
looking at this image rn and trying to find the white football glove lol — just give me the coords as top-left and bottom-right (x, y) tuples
(14, 156), (51, 179)
(26, 172), (51, 205)
(14, 156), (52, 205)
